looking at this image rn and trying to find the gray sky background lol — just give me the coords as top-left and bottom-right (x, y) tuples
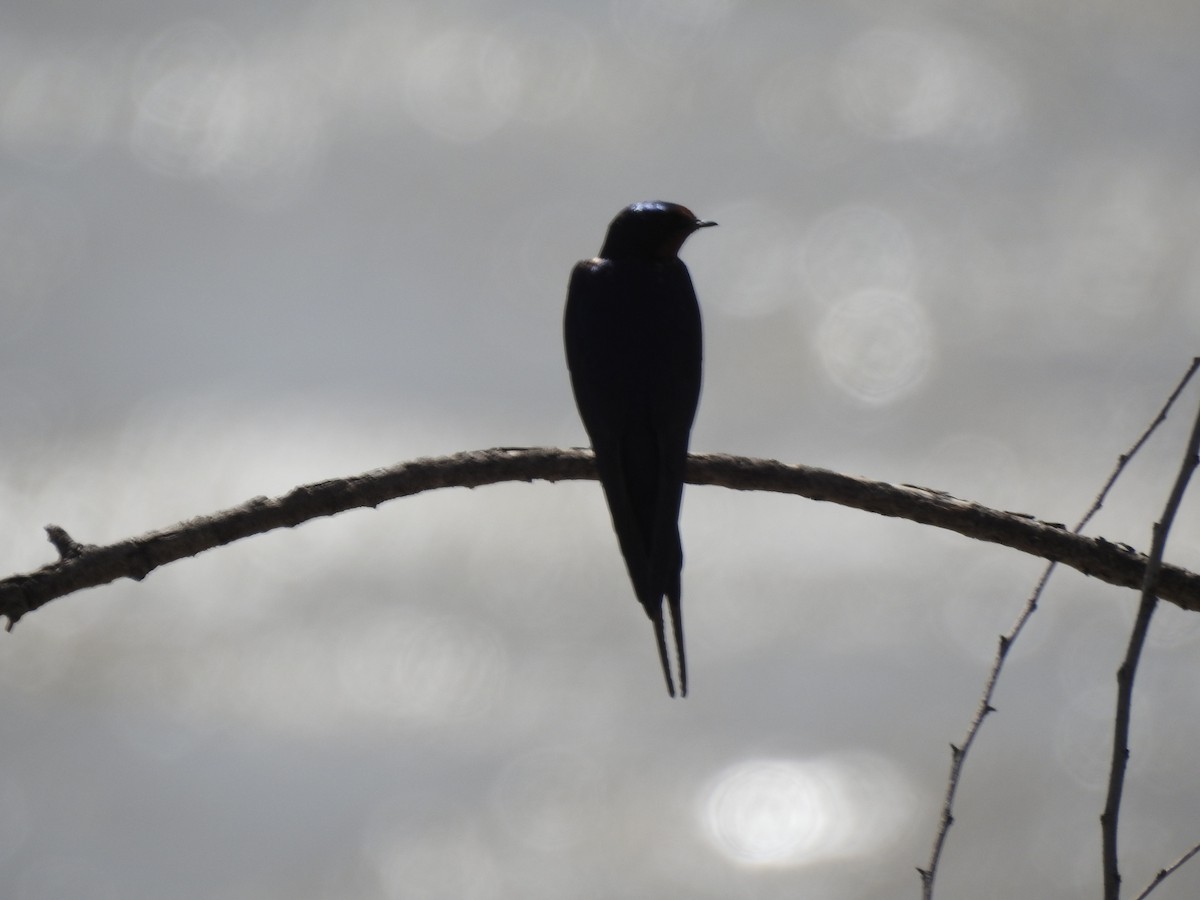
(2, 1), (1200, 898)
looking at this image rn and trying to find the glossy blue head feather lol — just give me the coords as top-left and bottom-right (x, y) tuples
(599, 201), (717, 260)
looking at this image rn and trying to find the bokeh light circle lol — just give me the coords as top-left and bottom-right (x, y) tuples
(814, 289), (934, 405)
(704, 759), (831, 865)
(700, 754), (915, 868)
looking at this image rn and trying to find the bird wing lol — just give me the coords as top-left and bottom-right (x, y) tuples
(564, 258), (702, 694)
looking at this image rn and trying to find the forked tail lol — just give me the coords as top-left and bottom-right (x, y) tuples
(651, 596), (687, 698)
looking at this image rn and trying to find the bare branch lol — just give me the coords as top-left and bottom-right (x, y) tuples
(921, 357), (1200, 899)
(3, 447), (1200, 630)
(1102, 393), (1200, 900)
(1077, 358), (1200, 535)
(1134, 840), (1200, 900)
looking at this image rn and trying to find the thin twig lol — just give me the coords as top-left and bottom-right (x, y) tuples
(920, 358), (1200, 899)
(1078, 358), (1200, 535)
(1102, 391), (1200, 900)
(1134, 840), (1200, 900)
(1128, 844), (1200, 900)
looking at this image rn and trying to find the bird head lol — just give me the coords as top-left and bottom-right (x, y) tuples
(598, 201), (717, 261)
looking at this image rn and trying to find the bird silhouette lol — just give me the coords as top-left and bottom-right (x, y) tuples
(564, 201), (716, 697)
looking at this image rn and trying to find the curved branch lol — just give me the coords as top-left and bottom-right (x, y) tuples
(2, 447), (1198, 629)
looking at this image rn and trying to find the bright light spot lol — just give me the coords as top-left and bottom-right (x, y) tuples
(801, 205), (919, 305)
(814, 289), (934, 405)
(833, 28), (1021, 147)
(404, 30), (521, 142)
(704, 760), (830, 865)
(700, 754), (914, 867)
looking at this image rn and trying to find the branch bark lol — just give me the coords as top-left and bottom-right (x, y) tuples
(2, 447), (1199, 629)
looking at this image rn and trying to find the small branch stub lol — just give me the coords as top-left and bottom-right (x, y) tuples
(45, 525), (89, 560)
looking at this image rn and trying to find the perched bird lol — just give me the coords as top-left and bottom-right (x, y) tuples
(564, 201), (716, 697)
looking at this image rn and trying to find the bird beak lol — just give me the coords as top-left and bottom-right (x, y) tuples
(693, 220), (717, 230)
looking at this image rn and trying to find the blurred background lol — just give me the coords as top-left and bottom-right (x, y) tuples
(1, 0), (1199, 897)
